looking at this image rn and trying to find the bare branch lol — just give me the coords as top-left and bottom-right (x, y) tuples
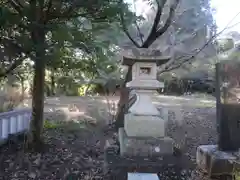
(14, 0), (24, 8)
(0, 37), (34, 59)
(61, 1), (77, 17)
(159, 9), (239, 74)
(0, 37), (33, 78)
(120, 17), (141, 48)
(135, 22), (144, 44)
(0, 58), (25, 78)
(151, 0), (166, 32)
(8, 0), (23, 15)
(159, 52), (198, 74)
(142, 0), (179, 48)
(45, 0), (53, 16)
(38, 0), (44, 12)
(119, 0), (141, 48)
(1, 37), (24, 55)
(160, 40), (213, 74)
(155, 0), (180, 38)
(48, 12), (92, 22)
(142, 0), (167, 47)
(46, 0), (86, 21)
(132, 1), (144, 44)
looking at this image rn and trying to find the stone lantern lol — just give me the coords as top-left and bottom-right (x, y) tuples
(118, 48), (174, 157)
(103, 49), (181, 179)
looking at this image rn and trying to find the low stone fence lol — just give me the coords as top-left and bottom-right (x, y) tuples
(0, 109), (31, 145)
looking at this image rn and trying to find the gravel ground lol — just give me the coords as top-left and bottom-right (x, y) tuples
(0, 95), (217, 180)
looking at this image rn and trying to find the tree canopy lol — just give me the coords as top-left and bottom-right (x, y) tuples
(0, 0), (134, 149)
(0, 0), (222, 149)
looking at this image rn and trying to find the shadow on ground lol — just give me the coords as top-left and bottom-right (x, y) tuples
(0, 95), (217, 180)
(0, 120), (107, 179)
(0, 96), (117, 180)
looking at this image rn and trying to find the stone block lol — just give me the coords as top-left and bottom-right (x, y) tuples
(157, 107), (168, 122)
(196, 145), (240, 177)
(119, 128), (174, 157)
(128, 93), (160, 116)
(128, 173), (159, 180)
(126, 79), (164, 89)
(124, 114), (165, 137)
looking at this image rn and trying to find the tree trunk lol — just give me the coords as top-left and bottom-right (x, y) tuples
(84, 84), (91, 96)
(20, 77), (25, 100)
(50, 69), (55, 96)
(84, 74), (94, 96)
(115, 66), (132, 129)
(28, 28), (46, 151)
